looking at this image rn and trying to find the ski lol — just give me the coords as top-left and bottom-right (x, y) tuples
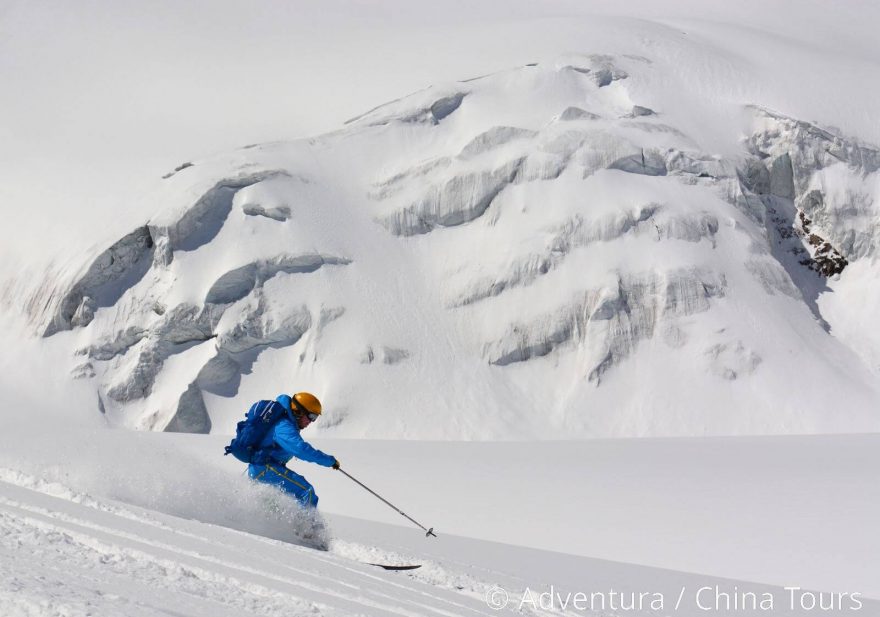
(367, 563), (422, 571)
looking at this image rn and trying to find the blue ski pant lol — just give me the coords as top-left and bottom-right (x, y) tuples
(249, 463), (319, 508)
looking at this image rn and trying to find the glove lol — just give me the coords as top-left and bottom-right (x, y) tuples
(332, 459), (340, 470)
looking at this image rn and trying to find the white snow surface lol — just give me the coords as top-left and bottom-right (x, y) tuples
(1, 412), (878, 616)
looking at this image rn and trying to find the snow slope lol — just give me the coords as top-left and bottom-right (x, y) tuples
(3, 437), (877, 617)
(0, 378), (876, 609)
(16, 52), (880, 439)
(0, 475), (504, 617)
(5, 1), (880, 266)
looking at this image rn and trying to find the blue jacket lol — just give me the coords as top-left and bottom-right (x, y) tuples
(254, 395), (336, 468)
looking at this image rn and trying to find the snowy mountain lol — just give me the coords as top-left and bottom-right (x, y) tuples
(21, 53), (880, 439)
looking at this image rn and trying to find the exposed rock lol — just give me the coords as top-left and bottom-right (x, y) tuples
(798, 186), (877, 261)
(735, 107), (880, 304)
(797, 208), (848, 276)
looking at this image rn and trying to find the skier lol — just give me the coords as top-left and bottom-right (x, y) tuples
(226, 391), (435, 555)
(246, 392), (340, 509)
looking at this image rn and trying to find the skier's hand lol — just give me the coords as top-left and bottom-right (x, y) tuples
(332, 459), (341, 470)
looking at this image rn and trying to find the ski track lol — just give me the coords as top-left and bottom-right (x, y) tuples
(0, 478), (559, 617)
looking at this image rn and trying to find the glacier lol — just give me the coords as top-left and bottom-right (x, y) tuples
(16, 53), (880, 440)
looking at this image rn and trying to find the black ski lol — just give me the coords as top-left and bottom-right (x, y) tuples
(367, 563), (422, 571)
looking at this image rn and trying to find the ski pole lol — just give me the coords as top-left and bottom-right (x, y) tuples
(337, 468), (437, 537)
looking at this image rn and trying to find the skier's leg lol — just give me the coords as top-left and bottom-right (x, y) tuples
(264, 464), (319, 508)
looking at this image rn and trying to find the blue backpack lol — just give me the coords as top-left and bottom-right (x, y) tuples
(224, 400), (289, 464)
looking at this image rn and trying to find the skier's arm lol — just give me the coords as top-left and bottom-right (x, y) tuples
(273, 421), (336, 467)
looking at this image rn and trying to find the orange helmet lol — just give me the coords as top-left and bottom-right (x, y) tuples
(292, 392), (322, 417)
